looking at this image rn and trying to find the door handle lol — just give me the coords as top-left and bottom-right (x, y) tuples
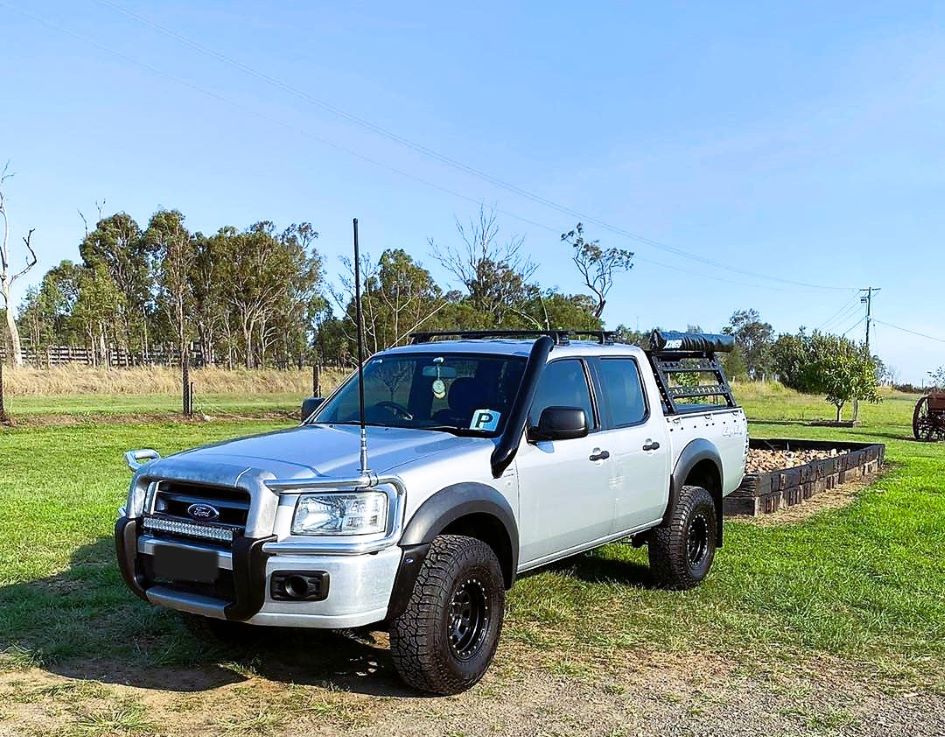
(642, 440), (661, 451)
(589, 448), (610, 461)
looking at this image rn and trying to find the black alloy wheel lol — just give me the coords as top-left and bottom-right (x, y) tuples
(687, 513), (710, 570)
(448, 577), (490, 660)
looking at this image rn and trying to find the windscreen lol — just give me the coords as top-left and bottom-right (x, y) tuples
(313, 353), (526, 436)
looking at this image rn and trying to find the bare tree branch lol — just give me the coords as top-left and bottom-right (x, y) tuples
(12, 229), (37, 283)
(561, 223), (634, 319)
(430, 205), (536, 322)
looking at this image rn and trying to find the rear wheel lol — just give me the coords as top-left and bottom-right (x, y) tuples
(648, 485), (717, 590)
(389, 535), (505, 694)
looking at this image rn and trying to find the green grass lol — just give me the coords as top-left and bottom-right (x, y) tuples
(0, 385), (942, 694)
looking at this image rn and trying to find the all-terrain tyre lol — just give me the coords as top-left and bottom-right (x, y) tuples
(648, 485), (717, 590)
(389, 534), (505, 694)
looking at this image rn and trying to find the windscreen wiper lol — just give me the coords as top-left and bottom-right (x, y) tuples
(422, 425), (483, 437)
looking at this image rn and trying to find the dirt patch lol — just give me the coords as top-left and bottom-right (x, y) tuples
(1, 649), (941, 737)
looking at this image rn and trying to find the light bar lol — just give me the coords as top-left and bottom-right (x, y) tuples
(141, 517), (234, 543)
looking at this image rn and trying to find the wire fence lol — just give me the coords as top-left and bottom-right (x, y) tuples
(0, 342), (335, 371)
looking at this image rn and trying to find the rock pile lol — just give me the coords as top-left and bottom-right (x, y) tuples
(746, 447), (839, 474)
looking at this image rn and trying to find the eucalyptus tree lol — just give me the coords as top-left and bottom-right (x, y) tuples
(335, 248), (445, 355)
(430, 206), (537, 324)
(146, 209), (195, 364)
(79, 212), (155, 355)
(71, 263), (124, 364)
(560, 223), (634, 319)
(723, 308), (775, 380)
(215, 222), (323, 368)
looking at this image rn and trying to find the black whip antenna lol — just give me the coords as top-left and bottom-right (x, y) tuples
(353, 218), (370, 475)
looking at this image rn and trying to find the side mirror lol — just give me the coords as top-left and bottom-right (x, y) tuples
(301, 397), (324, 422)
(528, 406), (588, 442)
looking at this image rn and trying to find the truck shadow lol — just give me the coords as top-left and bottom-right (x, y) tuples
(542, 549), (655, 588)
(0, 537), (652, 698)
(0, 538), (418, 697)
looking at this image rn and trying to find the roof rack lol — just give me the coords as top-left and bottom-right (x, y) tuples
(645, 330), (738, 414)
(409, 329), (617, 346)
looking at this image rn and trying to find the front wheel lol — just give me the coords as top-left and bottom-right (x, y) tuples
(648, 485), (717, 590)
(389, 535), (505, 694)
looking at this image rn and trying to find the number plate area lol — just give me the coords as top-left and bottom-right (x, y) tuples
(151, 544), (219, 584)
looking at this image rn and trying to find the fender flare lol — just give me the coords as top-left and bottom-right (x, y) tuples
(663, 438), (725, 544)
(400, 482), (519, 570)
(386, 482), (519, 621)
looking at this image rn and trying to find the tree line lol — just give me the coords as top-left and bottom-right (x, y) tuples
(0, 167), (888, 421)
(712, 307), (885, 421)
(3, 202), (636, 370)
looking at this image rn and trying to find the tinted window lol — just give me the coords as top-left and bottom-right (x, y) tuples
(597, 358), (647, 427)
(314, 353), (525, 436)
(528, 359), (595, 430)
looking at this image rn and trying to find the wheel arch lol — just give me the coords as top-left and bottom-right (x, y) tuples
(664, 438), (725, 546)
(387, 482), (519, 622)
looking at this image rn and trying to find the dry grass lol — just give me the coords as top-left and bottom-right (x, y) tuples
(4, 365), (347, 397)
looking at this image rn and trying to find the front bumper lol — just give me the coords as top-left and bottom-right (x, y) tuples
(115, 516), (402, 629)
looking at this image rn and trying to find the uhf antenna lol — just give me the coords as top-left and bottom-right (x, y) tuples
(353, 218), (371, 476)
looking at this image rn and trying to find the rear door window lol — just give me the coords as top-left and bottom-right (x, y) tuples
(596, 358), (648, 428)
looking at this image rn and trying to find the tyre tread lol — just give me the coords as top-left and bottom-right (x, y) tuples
(648, 484), (717, 590)
(389, 534), (503, 694)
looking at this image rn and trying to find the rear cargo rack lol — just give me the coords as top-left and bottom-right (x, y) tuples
(645, 330), (738, 414)
(409, 329), (616, 346)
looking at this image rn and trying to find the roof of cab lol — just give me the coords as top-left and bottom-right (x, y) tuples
(378, 338), (646, 360)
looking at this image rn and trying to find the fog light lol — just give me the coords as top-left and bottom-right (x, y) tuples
(270, 571), (329, 601)
(283, 575), (309, 599)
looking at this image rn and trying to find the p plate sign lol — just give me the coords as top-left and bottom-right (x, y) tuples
(470, 409), (501, 432)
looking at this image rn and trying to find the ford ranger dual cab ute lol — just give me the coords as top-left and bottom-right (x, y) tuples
(116, 329), (747, 694)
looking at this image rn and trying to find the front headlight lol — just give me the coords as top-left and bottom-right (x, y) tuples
(291, 492), (388, 536)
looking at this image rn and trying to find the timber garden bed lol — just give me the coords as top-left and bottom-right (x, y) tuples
(724, 438), (885, 517)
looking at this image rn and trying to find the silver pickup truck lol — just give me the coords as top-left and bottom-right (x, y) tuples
(116, 330), (747, 694)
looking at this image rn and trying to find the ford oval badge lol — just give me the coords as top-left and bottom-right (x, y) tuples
(187, 503), (220, 522)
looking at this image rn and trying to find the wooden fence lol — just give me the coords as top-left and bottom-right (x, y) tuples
(1, 343), (206, 368)
(0, 343), (341, 372)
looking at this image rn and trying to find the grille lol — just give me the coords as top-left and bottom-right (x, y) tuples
(145, 481), (249, 546)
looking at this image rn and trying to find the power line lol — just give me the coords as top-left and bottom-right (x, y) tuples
(89, 0), (858, 293)
(841, 316), (866, 338)
(6, 2), (829, 299)
(815, 295), (862, 332)
(874, 319), (945, 345)
(822, 303), (861, 332)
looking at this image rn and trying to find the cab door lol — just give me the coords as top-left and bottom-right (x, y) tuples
(515, 358), (616, 567)
(589, 356), (670, 533)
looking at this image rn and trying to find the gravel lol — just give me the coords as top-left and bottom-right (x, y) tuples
(746, 447), (839, 474)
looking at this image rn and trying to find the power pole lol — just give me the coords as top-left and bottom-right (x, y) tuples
(851, 287), (881, 424)
(860, 287), (880, 352)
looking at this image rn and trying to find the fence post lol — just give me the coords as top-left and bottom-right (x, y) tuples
(0, 350), (8, 424)
(182, 347), (191, 416)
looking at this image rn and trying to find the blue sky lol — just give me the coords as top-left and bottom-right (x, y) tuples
(2, 1), (943, 382)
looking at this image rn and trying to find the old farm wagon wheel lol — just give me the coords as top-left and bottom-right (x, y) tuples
(913, 394), (945, 441)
